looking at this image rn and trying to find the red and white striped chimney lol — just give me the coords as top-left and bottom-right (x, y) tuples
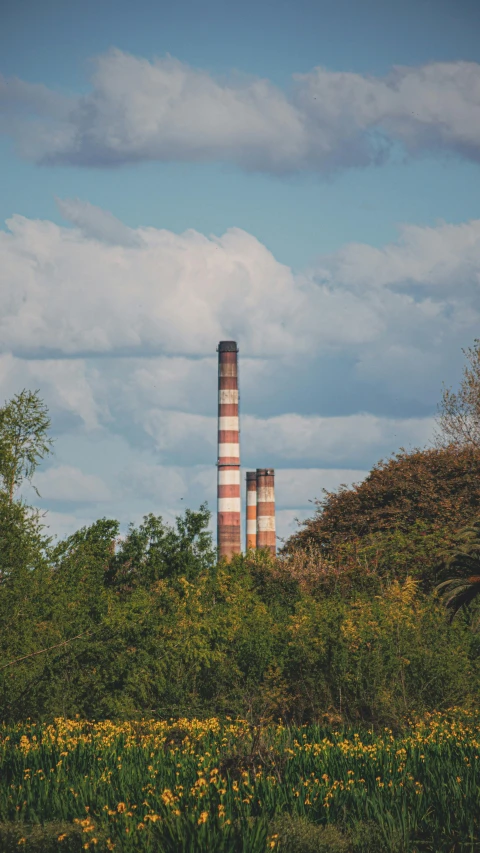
(217, 341), (241, 560)
(256, 468), (276, 555)
(245, 472), (257, 551)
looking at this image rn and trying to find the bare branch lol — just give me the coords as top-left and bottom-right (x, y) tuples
(0, 628), (99, 671)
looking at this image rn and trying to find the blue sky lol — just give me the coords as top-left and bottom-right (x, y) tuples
(1, 0), (480, 544)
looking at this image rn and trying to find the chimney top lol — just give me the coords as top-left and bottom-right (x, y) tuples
(218, 341), (238, 352)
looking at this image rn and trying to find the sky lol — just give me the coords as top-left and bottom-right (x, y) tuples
(1, 0), (480, 546)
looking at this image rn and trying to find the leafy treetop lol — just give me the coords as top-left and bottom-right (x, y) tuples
(285, 444), (480, 554)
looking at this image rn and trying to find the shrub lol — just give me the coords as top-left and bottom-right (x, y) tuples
(0, 823), (88, 852)
(272, 815), (350, 853)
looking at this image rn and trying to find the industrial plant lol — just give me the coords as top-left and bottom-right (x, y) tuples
(216, 341), (276, 560)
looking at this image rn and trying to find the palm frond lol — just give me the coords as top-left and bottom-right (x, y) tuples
(435, 575), (480, 622)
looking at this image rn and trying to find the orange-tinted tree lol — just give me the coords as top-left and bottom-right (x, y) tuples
(284, 444), (480, 588)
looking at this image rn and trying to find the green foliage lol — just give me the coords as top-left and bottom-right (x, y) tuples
(0, 499), (55, 722)
(435, 518), (480, 630)
(0, 388), (478, 730)
(0, 500), (218, 722)
(272, 815), (350, 852)
(0, 389), (53, 503)
(348, 822), (389, 853)
(1, 521), (478, 724)
(281, 578), (473, 726)
(0, 822), (87, 852)
(105, 504), (215, 590)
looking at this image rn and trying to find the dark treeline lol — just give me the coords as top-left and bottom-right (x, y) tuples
(2, 342), (480, 727)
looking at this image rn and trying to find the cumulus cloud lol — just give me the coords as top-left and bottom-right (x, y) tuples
(57, 198), (142, 247)
(275, 468), (370, 507)
(31, 465), (111, 502)
(2, 51), (480, 173)
(3, 203), (480, 369)
(138, 407), (434, 467)
(0, 353), (104, 430)
(0, 205), (384, 359)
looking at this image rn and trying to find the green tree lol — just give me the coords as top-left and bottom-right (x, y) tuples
(106, 504), (215, 591)
(0, 390), (57, 720)
(0, 389), (54, 503)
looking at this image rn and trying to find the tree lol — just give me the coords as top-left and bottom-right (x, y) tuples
(283, 445), (480, 589)
(0, 390), (54, 587)
(0, 390), (54, 503)
(105, 504), (215, 591)
(0, 391), (56, 720)
(434, 338), (480, 450)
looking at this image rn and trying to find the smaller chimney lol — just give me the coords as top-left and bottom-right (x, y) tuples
(245, 472), (257, 551)
(256, 468), (276, 555)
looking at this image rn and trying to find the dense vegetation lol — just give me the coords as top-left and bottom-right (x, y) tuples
(2, 493), (479, 726)
(2, 338), (480, 850)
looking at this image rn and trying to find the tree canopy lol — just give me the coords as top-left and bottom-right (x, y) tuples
(283, 444), (480, 589)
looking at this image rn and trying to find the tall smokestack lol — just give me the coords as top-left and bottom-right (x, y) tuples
(217, 341), (241, 559)
(256, 468), (276, 555)
(245, 472), (257, 551)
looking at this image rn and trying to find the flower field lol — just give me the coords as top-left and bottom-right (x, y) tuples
(1, 710), (480, 852)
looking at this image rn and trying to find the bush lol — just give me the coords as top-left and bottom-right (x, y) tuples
(349, 821), (402, 853)
(271, 817), (403, 853)
(272, 815), (350, 853)
(0, 823), (89, 852)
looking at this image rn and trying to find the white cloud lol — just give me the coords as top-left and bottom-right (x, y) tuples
(122, 357), (217, 414)
(31, 465), (111, 502)
(275, 467), (369, 507)
(133, 405), (434, 465)
(0, 206), (384, 360)
(275, 508), (313, 543)
(0, 353), (104, 430)
(249, 410), (435, 464)
(119, 461), (207, 505)
(57, 198), (142, 247)
(2, 205), (480, 371)
(2, 51), (480, 173)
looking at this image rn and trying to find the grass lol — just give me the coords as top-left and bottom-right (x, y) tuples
(0, 709), (480, 851)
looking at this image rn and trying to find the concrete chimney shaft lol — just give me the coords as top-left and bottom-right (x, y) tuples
(217, 341), (241, 559)
(246, 472), (257, 551)
(256, 468), (276, 555)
